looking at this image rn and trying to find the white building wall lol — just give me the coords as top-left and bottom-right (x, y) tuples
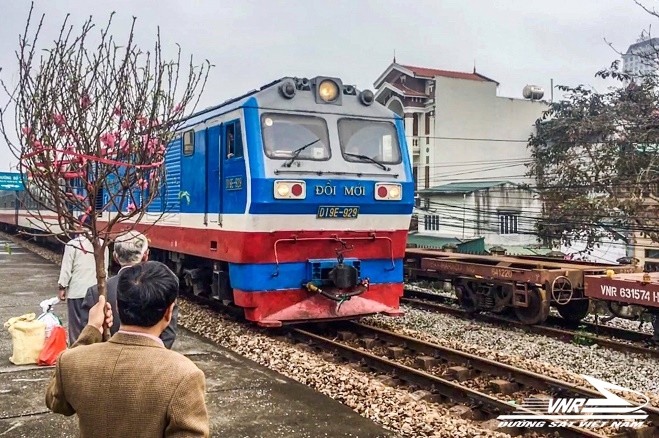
(431, 77), (546, 187)
(419, 185), (543, 246)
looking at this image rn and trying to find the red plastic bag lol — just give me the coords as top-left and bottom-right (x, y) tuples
(38, 326), (67, 366)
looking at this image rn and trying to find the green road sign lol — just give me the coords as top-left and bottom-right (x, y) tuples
(0, 172), (25, 191)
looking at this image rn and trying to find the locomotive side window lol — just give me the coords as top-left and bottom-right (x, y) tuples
(338, 118), (402, 164)
(261, 113), (330, 161)
(226, 120), (243, 158)
(183, 130), (195, 156)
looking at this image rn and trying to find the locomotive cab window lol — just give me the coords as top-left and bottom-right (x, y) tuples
(183, 130), (195, 156)
(226, 120), (243, 158)
(338, 118), (401, 164)
(261, 113), (330, 161)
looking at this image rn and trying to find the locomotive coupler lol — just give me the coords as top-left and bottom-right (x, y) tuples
(304, 279), (370, 310)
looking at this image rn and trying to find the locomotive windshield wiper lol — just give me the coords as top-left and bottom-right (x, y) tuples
(282, 139), (321, 167)
(344, 152), (391, 171)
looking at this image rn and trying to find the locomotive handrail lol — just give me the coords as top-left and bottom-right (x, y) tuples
(271, 234), (396, 277)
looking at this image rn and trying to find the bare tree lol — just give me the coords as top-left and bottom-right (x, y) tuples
(0, 4), (211, 337)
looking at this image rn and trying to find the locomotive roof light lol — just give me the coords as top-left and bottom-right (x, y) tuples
(313, 77), (343, 105)
(319, 80), (339, 102)
(359, 89), (374, 106)
(343, 84), (356, 95)
(279, 79), (297, 99)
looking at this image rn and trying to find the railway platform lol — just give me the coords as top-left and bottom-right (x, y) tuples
(0, 236), (396, 438)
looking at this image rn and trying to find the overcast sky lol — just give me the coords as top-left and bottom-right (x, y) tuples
(0, 0), (655, 172)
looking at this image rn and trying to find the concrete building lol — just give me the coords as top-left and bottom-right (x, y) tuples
(414, 180), (544, 251)
(622, 37), (659, 78)
(373, 62), (547, 192)
(373, 62), (547, 251)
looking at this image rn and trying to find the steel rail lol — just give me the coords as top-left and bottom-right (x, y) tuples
(403, 289), (659, 359)
(346, 321), (659, 426)
(290, 327), (613, 438)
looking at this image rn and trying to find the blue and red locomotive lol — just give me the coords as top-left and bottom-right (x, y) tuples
(0, 76), (414, 327)
(103, 75), (415, 326)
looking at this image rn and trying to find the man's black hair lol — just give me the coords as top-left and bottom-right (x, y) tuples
(116, 261), (179, 327)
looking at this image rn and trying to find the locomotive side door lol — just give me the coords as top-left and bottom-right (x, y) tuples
(220, 119), (247, 218)
(206, 125), (222, 225)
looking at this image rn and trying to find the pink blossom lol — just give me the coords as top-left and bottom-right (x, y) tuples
(113, 106), (122, 117)
(137, 115), (148, 126)
(21, 126), (32, 136)
(173, 103), (183, 114)
(120, 140), (130, 153)
(79, 214), (89, 225)
(80, 93), (91, 109)
(127, 202), (136, 213)
(53, 114), (66, 126)
(137, 178), (148, 190)
(121, 120), (133, 130)
(99, 132), (116, 148)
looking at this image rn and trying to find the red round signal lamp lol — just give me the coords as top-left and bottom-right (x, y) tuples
(291, 183), (303, 196)
(377, 186), (388, 198)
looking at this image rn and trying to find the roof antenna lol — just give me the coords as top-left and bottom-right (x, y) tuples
(473, 59), (476, 73)
(393, 49), (396, 64)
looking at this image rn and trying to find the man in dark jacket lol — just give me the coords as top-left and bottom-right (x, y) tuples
(80, 230), (178, 348)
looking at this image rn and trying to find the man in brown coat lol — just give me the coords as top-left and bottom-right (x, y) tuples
(45, 261), (209, 437)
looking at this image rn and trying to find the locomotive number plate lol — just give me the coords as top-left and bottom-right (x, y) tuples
(317, 206), (360, 219)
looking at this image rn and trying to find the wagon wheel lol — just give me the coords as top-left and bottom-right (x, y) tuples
(555, 299), (591, 322)
(514, 287), (549, 325)
(551, 276), (573, 305)
(455, 285), (477, 313)
(492, 284), (513, 313)
(607, 302), (644, 321)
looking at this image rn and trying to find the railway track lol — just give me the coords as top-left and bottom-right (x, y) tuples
(289, 321), (658, 438)
(403, 288), (659, 359)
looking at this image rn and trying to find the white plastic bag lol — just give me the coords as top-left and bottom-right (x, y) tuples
(37, 297), (63, 339)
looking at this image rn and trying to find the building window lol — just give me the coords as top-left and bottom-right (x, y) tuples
(425, 112), (430, 144)
(424, 214), (440, 231)
(412, 113), (418, 136)
(499, 213), (519, 235)
(645, 249), (659, 259)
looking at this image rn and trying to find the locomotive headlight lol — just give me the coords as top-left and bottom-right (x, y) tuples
(277, 184), (290, 197)
(274, 180), (306, 199)
(374, 182), (402, 201)
(318, 80), (339, 102)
